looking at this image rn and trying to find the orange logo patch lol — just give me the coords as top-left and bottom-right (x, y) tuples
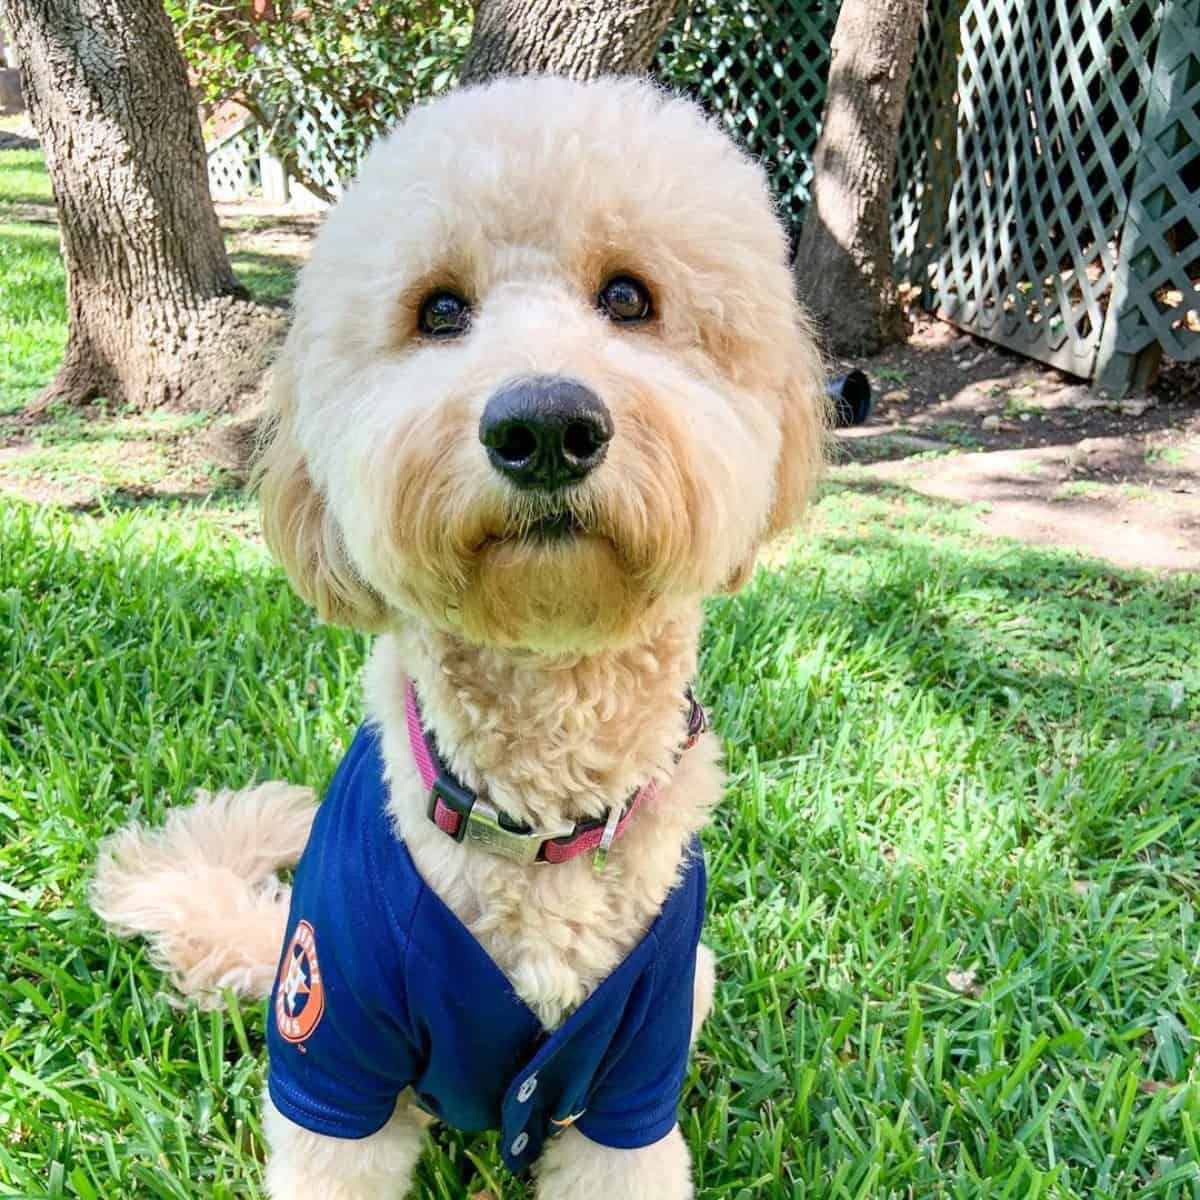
(275, 919), (325, 1044)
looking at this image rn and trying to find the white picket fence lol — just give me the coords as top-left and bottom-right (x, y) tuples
(207, 123), (265, 202)
(206, 101), (351, 208)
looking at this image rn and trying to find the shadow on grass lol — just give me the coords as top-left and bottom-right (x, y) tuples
(62, 482), (253, 516)
(0, 496), (360, 894)
(229, 248), (299, 304)
(707, 477), (1198, 769)
(1, 406), (205, 442)
(0, 405), (253, 513)
(0, 192), (56, 212)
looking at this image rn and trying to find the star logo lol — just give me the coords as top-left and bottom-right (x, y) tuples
(274, 920), (325, 1044)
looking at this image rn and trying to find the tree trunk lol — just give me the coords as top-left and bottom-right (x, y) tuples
(9, 0), (284, 412)
(794, 0), (926, 357)
(460, 0), (680, 85)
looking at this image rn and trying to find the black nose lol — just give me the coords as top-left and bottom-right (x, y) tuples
(479, 376), (613, 490)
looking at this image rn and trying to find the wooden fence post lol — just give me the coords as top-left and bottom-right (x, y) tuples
(259, 139), (290, 206)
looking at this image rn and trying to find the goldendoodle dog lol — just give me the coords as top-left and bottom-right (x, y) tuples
(93, 75), (824, 1199)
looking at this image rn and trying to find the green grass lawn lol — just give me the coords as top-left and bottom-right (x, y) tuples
(0, 151), (66, 415)
(1, 484), (1198, 1199)
(2, 147), (1200, 1198)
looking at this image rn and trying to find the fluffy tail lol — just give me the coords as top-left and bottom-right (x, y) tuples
(91, 782), (317, 1007)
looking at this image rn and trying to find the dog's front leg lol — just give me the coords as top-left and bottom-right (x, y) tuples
(535, 1126), (693, 1200)
(535, 942), (713, 1198)
(263, 1094), (426, 1200)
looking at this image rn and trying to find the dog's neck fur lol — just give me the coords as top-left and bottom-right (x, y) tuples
(365, 607), (720, 1027)
(393, 611), (703, 829)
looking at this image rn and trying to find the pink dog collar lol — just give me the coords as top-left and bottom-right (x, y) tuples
(405, 680), (706, 869)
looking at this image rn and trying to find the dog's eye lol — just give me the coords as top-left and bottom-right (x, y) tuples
(418, 291), (472, 338)
(598, 275), (653, 323)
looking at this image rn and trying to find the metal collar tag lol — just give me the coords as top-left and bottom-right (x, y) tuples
(592, 803), (625, 874)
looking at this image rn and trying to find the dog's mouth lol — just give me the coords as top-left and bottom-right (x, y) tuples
(478, 508), (589, 551)
(523, 510), (585, 541)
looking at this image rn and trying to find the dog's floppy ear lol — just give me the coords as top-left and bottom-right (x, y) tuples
(765, 318), (828, 539)
(722, 320), (827, 593)
(253, 347), (388, 631)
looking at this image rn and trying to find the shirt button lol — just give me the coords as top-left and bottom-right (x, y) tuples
(517, 1075), (538, 1103)
(511, 1132), (529, 1156)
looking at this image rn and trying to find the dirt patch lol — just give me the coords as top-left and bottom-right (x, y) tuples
(837, 317), (1197, 453)
(0, 405), (256, 517)
(217, 201), (323, 262)
(0, 132), (38, 152)
(833, 317), (1200, 572)
(858, 442), (1198, 571)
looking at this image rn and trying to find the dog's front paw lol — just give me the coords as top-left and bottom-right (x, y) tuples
(534, 1125), (693, 1200)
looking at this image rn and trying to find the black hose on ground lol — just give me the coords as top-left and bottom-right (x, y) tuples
(827, 370), (872, 428)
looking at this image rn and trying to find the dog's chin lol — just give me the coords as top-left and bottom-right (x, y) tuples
(455, 524), (655, 653)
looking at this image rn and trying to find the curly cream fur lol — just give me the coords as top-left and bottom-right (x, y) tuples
(263, 1098), (428, 1200)
(255, 75), (825, 649)
(93, 75), (824, 1199)
(369, 623), (722, 1027)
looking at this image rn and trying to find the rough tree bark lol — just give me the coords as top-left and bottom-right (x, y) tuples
(794, 0), (926, 357)
(460, 0), (680, 84)
(9, 0), (284, 412)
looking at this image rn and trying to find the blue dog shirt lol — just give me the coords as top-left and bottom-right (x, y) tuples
(266, 723), (707, 1173)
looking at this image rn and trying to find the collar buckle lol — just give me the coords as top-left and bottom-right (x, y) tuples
(430, 773), (576, 864)
(428, 772), (476, 843)
(462, 799), (576, 865)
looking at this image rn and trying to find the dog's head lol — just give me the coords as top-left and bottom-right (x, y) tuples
(257, 77), (825, 652)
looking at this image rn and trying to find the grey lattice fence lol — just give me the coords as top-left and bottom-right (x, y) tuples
(657, 0), (1200, 392)
(288, 97), (353, 201)
(204, 0), (1198, 391)
(204, 103), (350, 207)
(1095, 0), (1200, 388)
(899, 0), (1199, 388)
